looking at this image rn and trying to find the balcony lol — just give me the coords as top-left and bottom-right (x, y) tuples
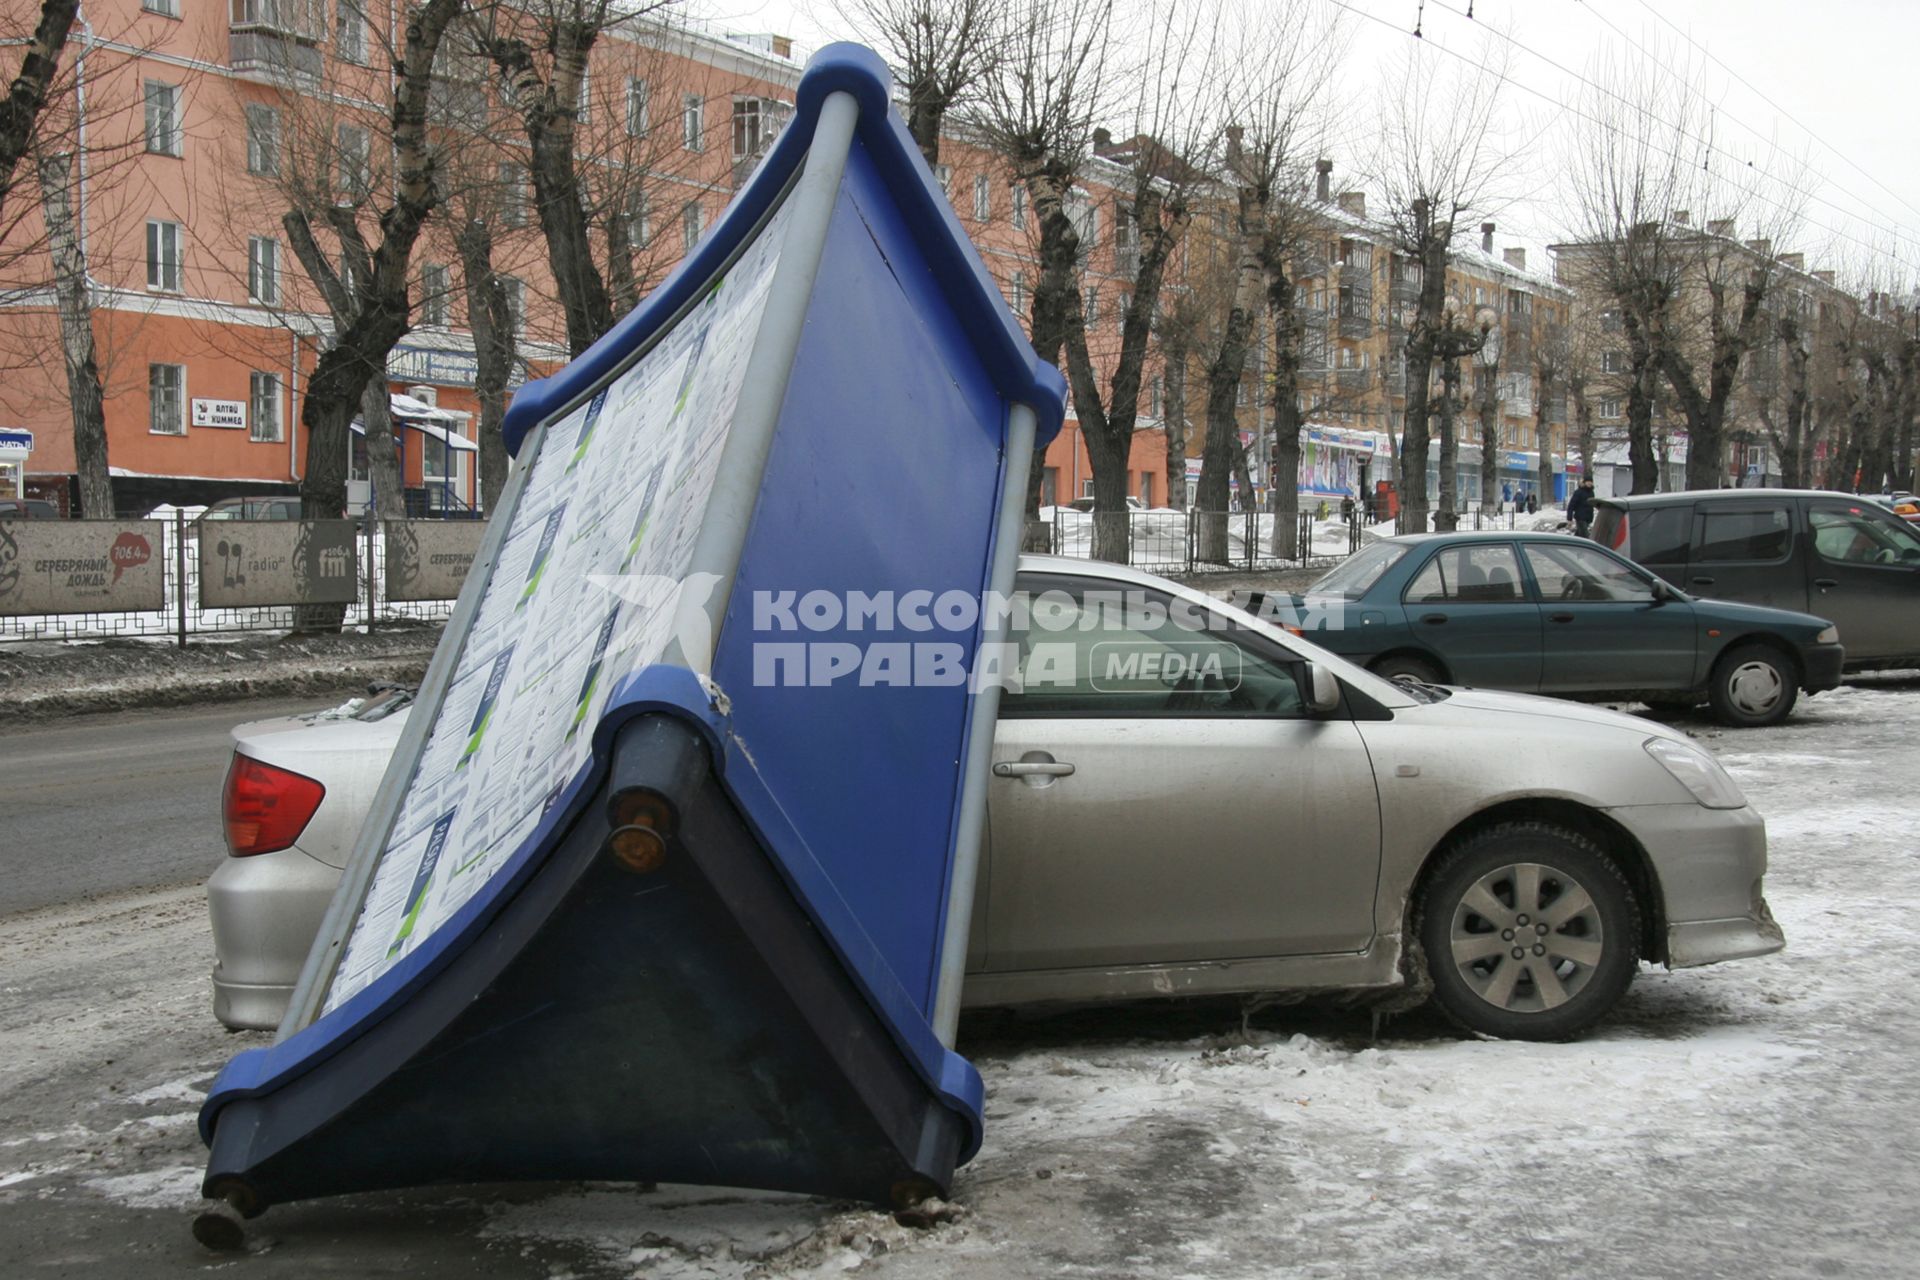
(1389, 274), (1420, 305)
(1334, 367), (1370, 394)
(230, 1), (323, 86)
(1292, 248), (1327, 279)
(1503, 321), (1531, 361)
(1337, 304), (1373, 339)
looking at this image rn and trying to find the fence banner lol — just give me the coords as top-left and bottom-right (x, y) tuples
(0, 519), (166, 616)
(198, 520), (359, 607)
(383, 519), (486, 602)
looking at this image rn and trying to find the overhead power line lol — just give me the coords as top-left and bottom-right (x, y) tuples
(1323, 0), (1920, 278)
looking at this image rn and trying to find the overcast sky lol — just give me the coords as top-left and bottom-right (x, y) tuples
(701, 0), (1920, 290)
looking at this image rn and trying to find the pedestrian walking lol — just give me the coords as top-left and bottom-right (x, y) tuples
(1568, 479), (1596, 538)
(1526, 492), (1538, 515)
(1340, 492), (1355, 524)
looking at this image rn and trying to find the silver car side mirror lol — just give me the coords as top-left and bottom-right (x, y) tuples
(1305, 661), (1341, 715)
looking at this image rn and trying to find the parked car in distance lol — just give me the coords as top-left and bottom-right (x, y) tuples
(1233, 531), (1842, 727)
(0, 497), (60, 519)
(1593, 489), (1920, 670)
(209, 557), (1784, 1044)
(198, 496), (304, 524)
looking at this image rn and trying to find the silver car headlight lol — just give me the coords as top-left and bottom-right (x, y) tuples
(1644, 737), (1747, 809)
(1815, 625), (1839, 645)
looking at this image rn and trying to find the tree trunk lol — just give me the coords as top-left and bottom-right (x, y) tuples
(458, 217), (516, 512)
(1624, 348), (1659, 494)
(36, 147), (111, 517)
(1266, 271), (1303, 557)
(360, 381), (407, 519)
(1162, 343), (1187, 512)
(1532, 361), (1555, 509)
(0, 0), (81, 224)
(1477, 363), (1500, 514)
(493, 28), (615, 357)
(1435, 356), (1460, 532)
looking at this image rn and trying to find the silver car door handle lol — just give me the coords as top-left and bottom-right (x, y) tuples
(993, 761), (1076, 778)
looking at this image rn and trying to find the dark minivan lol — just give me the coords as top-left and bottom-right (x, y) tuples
(1594, 489), (1920, 669)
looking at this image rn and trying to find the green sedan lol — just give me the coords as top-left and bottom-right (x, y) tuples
(1235, 531), (1845, 727)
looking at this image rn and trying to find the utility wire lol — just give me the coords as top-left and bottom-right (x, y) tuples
(1626, 0), (1920, 228)
(1422, 0), (1920, 269)
(1326, 0), (1920, 277)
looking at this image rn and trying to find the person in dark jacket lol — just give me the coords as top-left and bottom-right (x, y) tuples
(1568, 480), (1596, 537)
(1525, 492), (1538, 515)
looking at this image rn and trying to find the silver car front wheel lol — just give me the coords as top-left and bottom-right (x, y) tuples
(1419, 823), (1641, 1040)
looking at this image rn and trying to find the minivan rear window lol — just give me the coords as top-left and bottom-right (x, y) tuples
(1698, 508), (1791, 562)
(1628, 505), (1692, 565)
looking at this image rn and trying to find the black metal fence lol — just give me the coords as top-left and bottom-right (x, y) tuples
(0, 513), (463, 644)
(1026, 508), (1367, 574)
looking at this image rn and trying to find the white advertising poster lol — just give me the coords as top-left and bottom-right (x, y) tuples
(323, 198), (792, 1013)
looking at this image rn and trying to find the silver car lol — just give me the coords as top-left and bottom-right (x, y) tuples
(209, 557), (1783, 1041)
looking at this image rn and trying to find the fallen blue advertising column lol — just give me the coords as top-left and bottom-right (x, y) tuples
(197, 42), (1065, 1216)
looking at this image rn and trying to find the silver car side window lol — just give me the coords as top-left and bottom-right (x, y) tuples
(1004, 582), (1305, 718)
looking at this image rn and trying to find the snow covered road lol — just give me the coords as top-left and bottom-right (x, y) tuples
(2, 682), (1916, 1277)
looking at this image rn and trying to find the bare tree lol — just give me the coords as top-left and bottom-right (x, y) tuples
(834, 0), (1008, 167)
(454, 205), (519, 511)
(974, 0), (1115, 549)
(284, 0), (464, 545)
(0, 0), (79, 224)
(34, 144), (107, 514)
(1368, 34), (1512, 535)
(1185, 0), (1343, 560)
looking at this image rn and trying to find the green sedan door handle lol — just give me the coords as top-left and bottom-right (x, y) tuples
(1421, 613), (1448, 625)
(1550, 612), (1575, 623)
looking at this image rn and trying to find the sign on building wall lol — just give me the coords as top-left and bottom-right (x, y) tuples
(198, 521), (359, 607)
(0, 520), (165, 615)
(388, 346), (480, 389)
(191, 399), (248, 430)
(384, 519), (487, 601)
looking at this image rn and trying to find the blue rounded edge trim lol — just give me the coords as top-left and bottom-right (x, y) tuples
(501, 41), (1064, 461)
(197, 662), (985, 1165)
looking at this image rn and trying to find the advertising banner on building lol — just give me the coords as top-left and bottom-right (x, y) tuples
(198, 521), (359, 607)
(0, 519), (165, 615)
(384, 520), (487, 602)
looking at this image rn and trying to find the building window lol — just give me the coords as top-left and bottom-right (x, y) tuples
(1066, 190), (1098, 247)
(249, 371), (283, 443)
(144, 81), (181, 156)
(1084, 286), (1098, 326)
(733, 97), (765, 158)
(1011, 269), (1027, 314)
(973, 173), (990, 221)
(146, 219), (182, 291)
(339, 247), (358, 297)
(501, 275), (525, 334)
(574, 67), (590, 121)
(1599, 397), (1621, 420)
(934, 163), (952, 196)
(142, 0), (180, 15)
(149, 364), (185, 435)
(1602, 350), (1623, 374)
(681, 200), (703, 251)
(336, 2), (367, 65)
(336, 124), (370, 199)
(1150, 376), (1162, 417)
(625, 77), (649, 136)
(1118, 291), (1130, 333)
(1011, 183), (1027, 231)
(421, 262), (450, 327)
(682, 94), (704, 150)
(245, 104), (281, 176)
(1114, 200), (1136, 271)
(497, 162), (528, 228)
(247, 236), (279, 304)
(625, 189), (651, 248)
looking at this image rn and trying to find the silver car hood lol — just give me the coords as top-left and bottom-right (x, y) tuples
(1412, 685), (1695, 745)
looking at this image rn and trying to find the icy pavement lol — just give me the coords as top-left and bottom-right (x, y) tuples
(3, 682), (1918, 1276)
